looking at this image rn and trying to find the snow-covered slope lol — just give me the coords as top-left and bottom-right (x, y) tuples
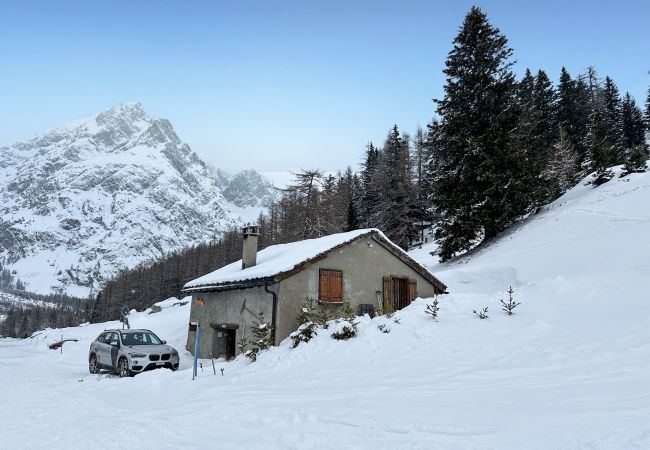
(0, 167), (649, 449)
(0, 103), (240, 296)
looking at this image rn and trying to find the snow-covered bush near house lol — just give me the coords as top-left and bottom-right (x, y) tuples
(0, 166), (649, 449)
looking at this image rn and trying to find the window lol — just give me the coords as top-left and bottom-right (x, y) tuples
(319, 269), (343, 303)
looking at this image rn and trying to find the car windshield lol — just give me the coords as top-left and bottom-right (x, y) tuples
(120, 331), (162, 346)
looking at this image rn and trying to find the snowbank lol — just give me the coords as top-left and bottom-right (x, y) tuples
(1, 169), (650, 449)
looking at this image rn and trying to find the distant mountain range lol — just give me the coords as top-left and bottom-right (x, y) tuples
(0, 102), (278, 296)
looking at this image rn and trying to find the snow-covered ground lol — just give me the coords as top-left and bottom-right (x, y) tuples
(1, 167), (649, 449)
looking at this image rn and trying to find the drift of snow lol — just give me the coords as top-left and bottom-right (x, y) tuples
(1, 166), (649, 449)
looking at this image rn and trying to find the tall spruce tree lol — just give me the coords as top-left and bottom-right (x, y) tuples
(432, 6), (528, 261)
(512, 69), (558, 205)
(359, 143), (381, 227)
(380, 125), (416, 250)
(601, 76), (625, 164)
(644, 86), (650, 132)
(621, 92), (647, 152)
(557, 67), (591, 172)
(586, 76), (626, 172)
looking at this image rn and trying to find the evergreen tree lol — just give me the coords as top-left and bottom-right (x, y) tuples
(411, 127), (431, 243)
(557, 68), (591, 171)
(586, 77), (625, 172)
(511, 69), (558, 205)
(601, 76), (625, 164)
(621, 92), (648, 154)
(645, 86), (650, 131)
(380, 125), (416, 249)
(359, 143), (381, 227)
(531, 70), (559, 172)
(432, 6), (528, 261)
(244, 311), (273, 362)
(542, 126), (579, 198)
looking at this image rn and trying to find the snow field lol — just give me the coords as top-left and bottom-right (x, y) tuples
(1, 166), (649, 449)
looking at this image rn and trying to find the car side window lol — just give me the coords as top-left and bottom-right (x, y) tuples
(97, 333), (108, 343)
(108, 332), (119, 346)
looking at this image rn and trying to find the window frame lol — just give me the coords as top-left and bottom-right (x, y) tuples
(318, 268), (343, 304)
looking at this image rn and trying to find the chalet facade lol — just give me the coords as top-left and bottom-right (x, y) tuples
(182, 226), (447, 359)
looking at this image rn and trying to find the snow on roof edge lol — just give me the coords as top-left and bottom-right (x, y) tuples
(183, 228), (446, 292)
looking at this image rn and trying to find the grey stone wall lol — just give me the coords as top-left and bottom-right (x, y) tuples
(275, 236), (441, 342)
(185, 285), (276, 358)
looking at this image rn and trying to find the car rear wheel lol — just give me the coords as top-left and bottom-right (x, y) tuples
(89, 354), (100, 374)
(118, 357), (132, 378)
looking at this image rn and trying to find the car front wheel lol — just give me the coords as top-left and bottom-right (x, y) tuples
(117, 357), (132, 378)
(89, 354), (100, 374)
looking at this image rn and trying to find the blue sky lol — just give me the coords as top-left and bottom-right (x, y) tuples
(1, 0), (648, 172)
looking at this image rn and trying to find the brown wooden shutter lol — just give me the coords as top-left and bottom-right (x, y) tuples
(383, 276), (393, 314)
(408, 279), (417, 305)
(319, 269), (342, 302)
(319, 269), (329, 301)
(331, 270), (342, 302)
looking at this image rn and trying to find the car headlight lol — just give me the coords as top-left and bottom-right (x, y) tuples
(171, 350), (179, 357)
(128, 352), (146, 358)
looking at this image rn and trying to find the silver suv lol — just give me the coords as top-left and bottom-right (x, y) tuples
(88, 329), (180, 377)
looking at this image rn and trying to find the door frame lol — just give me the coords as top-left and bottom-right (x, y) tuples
(391, 276), (410, 311)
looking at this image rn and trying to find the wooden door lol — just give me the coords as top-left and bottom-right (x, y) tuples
(225, 329), (236, 360)
(383, 277), (417, 313)
(383, 276), (393, 314)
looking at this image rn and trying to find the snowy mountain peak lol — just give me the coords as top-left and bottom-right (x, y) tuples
(0, 103), (239, 296)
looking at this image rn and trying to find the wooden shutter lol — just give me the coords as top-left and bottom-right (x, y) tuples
(383, 276), (393, 314)
(319, 269), (342, 302)
(408, 279), (417, 305)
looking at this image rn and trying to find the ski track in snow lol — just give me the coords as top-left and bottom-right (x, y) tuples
(1, 167), (650, 449)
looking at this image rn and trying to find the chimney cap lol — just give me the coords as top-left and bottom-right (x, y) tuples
(242, 224), (261, 236)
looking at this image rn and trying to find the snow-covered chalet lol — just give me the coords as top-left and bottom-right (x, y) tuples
(182, 226), (447, 359)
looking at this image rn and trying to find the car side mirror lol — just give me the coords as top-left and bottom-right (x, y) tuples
(162, 340), (167, 344)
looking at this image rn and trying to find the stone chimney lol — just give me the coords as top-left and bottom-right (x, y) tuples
(242, 225), (260, 269)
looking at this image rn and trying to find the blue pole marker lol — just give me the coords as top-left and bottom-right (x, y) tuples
(192, 322), (200, 380)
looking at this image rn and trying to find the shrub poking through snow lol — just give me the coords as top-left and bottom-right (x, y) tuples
(331, 303), (358, 340)
(377, 324), (390, 334)
(622, 146), (648, 175)
(591, 168), (615, 186)
(473, 307), (489, 319)
(500, 286), (521, 316)
(425, 298), (440, 320)
(290, 298), (330, 348)
(237, 338), (248, 355)
(243, 311), (273, 362)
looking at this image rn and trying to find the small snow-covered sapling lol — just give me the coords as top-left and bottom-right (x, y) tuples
(500, 286), (521, 316)
(473, 307), (489, 319)
(425, 298), (440, 320)
(331, 303), (359, 340)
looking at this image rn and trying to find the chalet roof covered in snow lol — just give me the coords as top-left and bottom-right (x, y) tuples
(183, 228), (446, 292)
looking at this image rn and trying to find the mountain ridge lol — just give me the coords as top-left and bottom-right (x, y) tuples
(0, 103), (273, 296)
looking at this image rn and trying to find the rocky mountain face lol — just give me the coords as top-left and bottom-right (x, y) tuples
(210, 167), (279, 208)
(0, 103), (262, 296)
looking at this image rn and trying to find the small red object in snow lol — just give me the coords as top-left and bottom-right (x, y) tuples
(48, 339), (78, 350)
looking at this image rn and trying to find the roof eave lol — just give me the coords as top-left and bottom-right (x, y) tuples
(181, 276), (276, 294)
